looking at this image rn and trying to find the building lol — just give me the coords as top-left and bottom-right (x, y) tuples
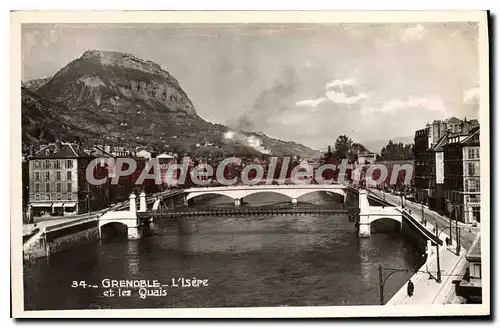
(28, 141), (111, 216)
(413, 127), (431, 204)
(136, 149), (153, 160)
(443, 127), (480, 224)
(428, 133), (448, 213)
(92, 144), (133, 157)
(373, 160), (415, 191)
(357, 152), (377, 165)
(456, 236), (482, 303)
(414, 117), (479, 206)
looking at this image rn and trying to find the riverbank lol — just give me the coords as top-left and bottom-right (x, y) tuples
(370, 189), (470, 305)
(23, 215), (100, 261)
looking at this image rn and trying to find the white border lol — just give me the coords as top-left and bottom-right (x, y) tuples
(10, 10), (491, 319)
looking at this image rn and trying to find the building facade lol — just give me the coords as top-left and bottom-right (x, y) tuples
(428, 134), (448, 213)
(443, 127), (480, 224)
(461, 128), (481, 223)
(28, 141), (111, 216)
(413, 127), (431, 204)
(414, 117), (479, 207)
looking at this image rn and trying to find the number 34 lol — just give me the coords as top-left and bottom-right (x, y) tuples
(71, 281), (87, 288)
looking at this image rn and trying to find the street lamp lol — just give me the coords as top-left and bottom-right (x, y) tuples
(421, 201), (426, 226)
(431, 221), (450, 284)
(445, 200), (462, 256)
(378, 265), (409, 305)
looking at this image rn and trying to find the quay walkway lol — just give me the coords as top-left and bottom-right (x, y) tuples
(369, 189), (473, 305)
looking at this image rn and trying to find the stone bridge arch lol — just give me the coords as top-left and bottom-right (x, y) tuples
(185, 186), (347, 205)
(368, 215), (402, 225)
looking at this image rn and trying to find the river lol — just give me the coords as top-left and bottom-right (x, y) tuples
(23, 192), (425, 310)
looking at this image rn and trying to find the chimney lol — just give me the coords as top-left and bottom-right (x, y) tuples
(55, 140), (62, 152)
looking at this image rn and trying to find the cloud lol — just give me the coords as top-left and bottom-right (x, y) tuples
(400, 24), (427, 42)
(325, 78), (356, 89)
(324, 77), (368, 105)
(295, 97), (327, 108)
(463, 86), (480, 104)
(295, 77), (369, 108)
(362, 95), (447, 114)
(325, 90), (368, 105)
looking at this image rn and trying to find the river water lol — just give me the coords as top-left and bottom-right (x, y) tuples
(23, 192), (425, 310)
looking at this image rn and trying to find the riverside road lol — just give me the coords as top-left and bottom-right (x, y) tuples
(370, 189), (480, 251)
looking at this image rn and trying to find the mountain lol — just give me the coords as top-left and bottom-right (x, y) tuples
(21, 76), (51, 92)
(22, 50), (318, 157)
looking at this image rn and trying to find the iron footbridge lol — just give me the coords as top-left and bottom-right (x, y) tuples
(138, 204), (360, 219)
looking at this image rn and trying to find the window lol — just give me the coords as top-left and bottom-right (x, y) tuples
(469, 195), (480, 203)
(54, 160), (61, 169)
(34, 160), (40, 168)
(471, 263), (482, 279)
(67, 182), (72, 192)
(57, 194), (61, 200)
(67, 193), (72, 200)
(66, 160), (73, 168)
(45, 183), (50, 192)
(476, 148), (480, 159)
(66, 171), (72, 180)
(46, 194), (50, 200)
(34, 171), (40, 181)
(35, 194), (40, 200)
(45, 171), (50, 180)
(56, 183), (61, 192)
(467, 179), (481, 192)
(468, 149), (474, 159)
(56, 171), (61, 180)
(35, 183), (40, 193)
(44, 159), (50, 169)
(468, 163), (475, 176)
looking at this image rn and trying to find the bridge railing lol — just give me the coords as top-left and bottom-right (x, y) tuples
(153, 205), (360, 213)
(44, 216), (98, 233)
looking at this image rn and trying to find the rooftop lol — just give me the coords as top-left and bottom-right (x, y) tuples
(466, 235), (481, 262)
(31, 141), (88, 159)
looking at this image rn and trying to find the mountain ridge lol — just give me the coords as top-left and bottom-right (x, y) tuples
(22, 50), (319, 158)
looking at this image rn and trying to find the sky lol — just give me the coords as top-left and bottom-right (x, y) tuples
(22, 23), (480, 150)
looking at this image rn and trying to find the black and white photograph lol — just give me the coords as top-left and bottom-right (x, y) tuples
(11, 11), (490, 318)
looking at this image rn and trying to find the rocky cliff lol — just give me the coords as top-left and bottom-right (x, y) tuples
(37, 50), (196, 117)
(22, 50), (318, 157)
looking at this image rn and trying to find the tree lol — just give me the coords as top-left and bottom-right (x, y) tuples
(377, 141), (414, 161)
(333, 135), (353, 160)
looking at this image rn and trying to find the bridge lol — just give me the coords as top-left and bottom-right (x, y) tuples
(184, 184), (347, 206)
(139, 205), (359, 219)
(97, 184), (405, 240)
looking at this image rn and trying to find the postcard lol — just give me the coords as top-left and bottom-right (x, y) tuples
(11, 10), (490, 318)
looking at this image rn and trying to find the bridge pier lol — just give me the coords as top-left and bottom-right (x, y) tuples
(291, 198), (298, 205)
(139, 191), (147, 212)
(356, 189), (403, 237)
(234, 198), (241, 206)
(127, 193), (140, 240)
(358, 215), (371, 237)
(128, 226), (141, 240)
